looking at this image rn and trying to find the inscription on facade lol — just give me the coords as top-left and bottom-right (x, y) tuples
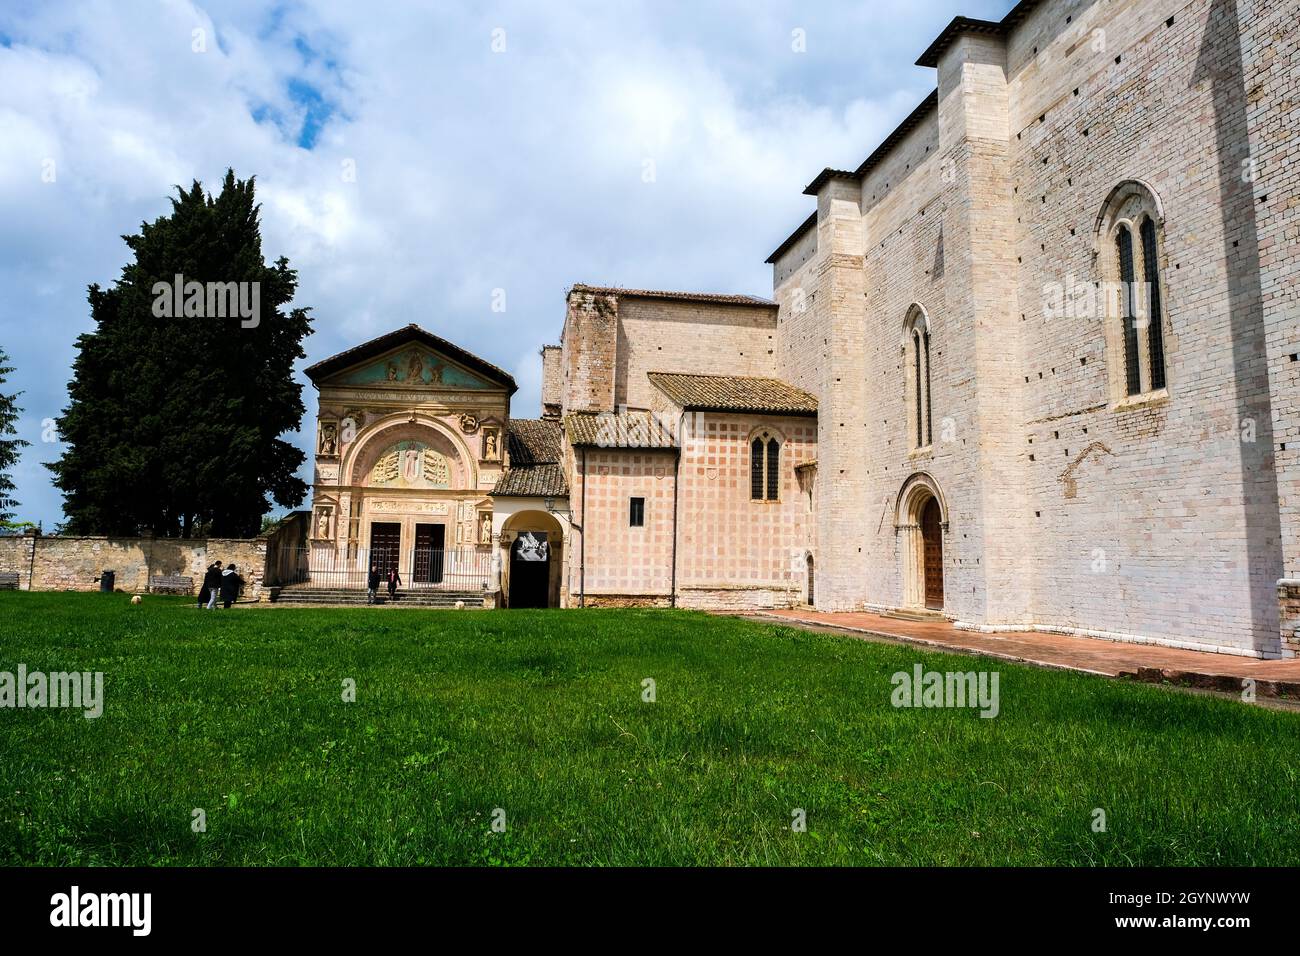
(368, 500), (451, 515)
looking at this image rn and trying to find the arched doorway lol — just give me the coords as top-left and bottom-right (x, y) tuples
(920, 497), (944, 610)
(895, 473), (947, 613)
(500, 510), (564, 608)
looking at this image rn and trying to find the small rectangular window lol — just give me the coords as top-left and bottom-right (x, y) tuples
(629, 497), (645, 527)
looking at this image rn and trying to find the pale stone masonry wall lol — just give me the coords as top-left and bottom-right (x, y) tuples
(1242, 0), (1300, 653)
(540, 345), (563, 415)
(764, 0), (1295, 656)
(0, 534), (271, 599)
(561, 293), (619, 413)
(614, 299), (778, 410)
(1004, 0), (1284, 655)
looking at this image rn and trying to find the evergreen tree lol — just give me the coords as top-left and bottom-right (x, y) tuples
(0, 348), (29, 523)
(48, 170), (312, 537)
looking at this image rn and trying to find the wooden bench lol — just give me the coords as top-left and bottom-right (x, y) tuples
(0, 572), (19, 590)
(148, 575), (195, 595)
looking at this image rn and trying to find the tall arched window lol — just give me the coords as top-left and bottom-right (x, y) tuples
(903, 306), (933, 449)
(750, 430), (781, 501)
(1097, 181), (1170, 402)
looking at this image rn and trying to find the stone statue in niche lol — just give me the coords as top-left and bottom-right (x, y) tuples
(316, 508), (331, 539)
(480, 512), (492, 544)
(483, 428), (499, 460)
(318, 422), (338, 457)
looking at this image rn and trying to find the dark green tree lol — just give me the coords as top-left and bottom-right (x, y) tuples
(48, 170), (312, 537)
(0, 348), (29, 523)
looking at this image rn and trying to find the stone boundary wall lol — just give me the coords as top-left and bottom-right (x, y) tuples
(0, 513), (309, 602)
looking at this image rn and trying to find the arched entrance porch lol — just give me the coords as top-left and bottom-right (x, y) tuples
(499, 510), (565, 608)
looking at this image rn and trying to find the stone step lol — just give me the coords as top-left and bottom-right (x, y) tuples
(880, 607), (949, 623)
(271, 587), (486, 607)
(272, 598), (486, 608)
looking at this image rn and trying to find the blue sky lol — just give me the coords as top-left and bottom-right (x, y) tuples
(0, 0), (1009, 529)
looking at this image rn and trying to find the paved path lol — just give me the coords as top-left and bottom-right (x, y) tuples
(747, 608), (1300, 699)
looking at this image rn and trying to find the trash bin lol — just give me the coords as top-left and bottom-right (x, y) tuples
(99, 570), (115, 592)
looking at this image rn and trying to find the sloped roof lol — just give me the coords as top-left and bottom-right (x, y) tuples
(916, 1), (1041, 68)
(569, 284), (776, 308)
(647, 372), (818, 416)
(564, 410), (679, 449)
(305, 324), (517, 392)
(765, 211), (818, 265)
(491, 418), (568, 498)
(491, 463), (568, 498)
(506, 418), (563, 465)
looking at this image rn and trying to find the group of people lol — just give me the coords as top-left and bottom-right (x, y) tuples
(366, 565), (402, 604)
(198, 562), (243, 609)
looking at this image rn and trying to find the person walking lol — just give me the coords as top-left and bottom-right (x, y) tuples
(386, 566), (401, 602)
(219, 563), (243, 609)
(204, 561), (222, 610)
(367, 565), (381, 605)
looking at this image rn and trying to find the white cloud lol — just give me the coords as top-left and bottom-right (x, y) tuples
(0, 0), (991, 527)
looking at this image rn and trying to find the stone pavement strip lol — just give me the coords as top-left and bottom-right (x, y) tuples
(746, 609), (1300, 700)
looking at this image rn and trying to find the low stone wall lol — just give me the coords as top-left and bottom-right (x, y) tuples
(578, 585), (801, 610)
(0, 514), (309, 602)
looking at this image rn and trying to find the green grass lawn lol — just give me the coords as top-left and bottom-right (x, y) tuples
(1, 591), (1298, 866)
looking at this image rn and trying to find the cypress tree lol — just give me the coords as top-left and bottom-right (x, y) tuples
(48, 170), (312, 537)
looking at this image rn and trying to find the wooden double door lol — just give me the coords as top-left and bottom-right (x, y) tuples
(412, 523), (445, 584)
(369, 523), (401, 575)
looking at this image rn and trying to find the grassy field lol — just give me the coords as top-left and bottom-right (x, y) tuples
(1, 591), (1298, 866)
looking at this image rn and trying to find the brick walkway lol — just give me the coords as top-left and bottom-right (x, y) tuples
(749, 609), (1300, 699)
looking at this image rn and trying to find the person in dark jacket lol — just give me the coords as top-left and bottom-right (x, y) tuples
(219, 564), (243, 609)
(201, 562), (222, 609)
(367, 565), (381, 604)
(386, 567), (401, 601)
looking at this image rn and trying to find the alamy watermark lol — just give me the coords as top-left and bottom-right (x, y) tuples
(1042, 275), (1152, 323)
(891, 664), (999, 718)
(151, 273), (260, 328)
(50, 886), (150, 936)
(0, 665), (103, 718)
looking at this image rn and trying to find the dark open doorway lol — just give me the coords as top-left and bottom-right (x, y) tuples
(509, 531), (550, 608)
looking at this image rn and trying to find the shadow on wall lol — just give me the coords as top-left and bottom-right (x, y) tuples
(1194, 0), (1283, 654)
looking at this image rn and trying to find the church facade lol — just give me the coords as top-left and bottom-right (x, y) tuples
(305, 0), (1298, 659)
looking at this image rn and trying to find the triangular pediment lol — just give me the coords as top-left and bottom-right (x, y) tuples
(305, 325), (517, 394)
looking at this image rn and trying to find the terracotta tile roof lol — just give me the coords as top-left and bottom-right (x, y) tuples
(647, 372), (818, 416)
(490, 463), (568, 498)
(505, 418), (562, 465)
(491, 418), (567, 498)
(569, 284), (776, 308)
(564, 410), (679, 449)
